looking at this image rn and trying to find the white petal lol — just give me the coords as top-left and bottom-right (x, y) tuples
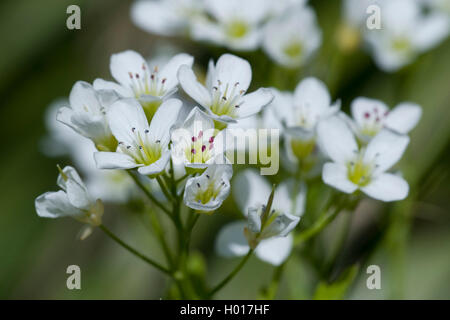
(66, 179), (92, 210)
(273, 179), (306, 217)
(137, 152), (170, 176)
(94, 152), (138, 169)
(385, 102), (422, 134)
(322, 162), (358, 194)
(247, 206), (263, 233)
(177, 65), (212, 107)
(294, 77), (331, 114)
(213, 54), (252, 92)
(361, 173), (409, 202)
(266, 89), (295, 127)
(93, 78), (131, 98)
(317, 116), (358, 164)
(191, 18), (226, 46)
(232, 169), (271, 215)
(35, 191), (82, 219)
(56, 165), (84, 190)
(413, 13), (450, 51)
(110, 50), (148, 88)
(262, 211), (300, 238)
(108, 98), (149, 145)
(255, 234), (293, 266)
(237, 88), (274, 118)
(215, 221), (250, 258)
(351, 97), (389, 128)
(364, 129), (409, 174)
(159, 53), (194, 92)
(131, 0), (186, 36)
(69, 81), (101, 113)
(205, 59), (215, 91)
(149, 98), (182, 145)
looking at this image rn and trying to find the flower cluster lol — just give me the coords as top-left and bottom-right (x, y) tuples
(341, 0), (450, 71)
(131, 0), (321, 68)
(34, 0), (430, 299)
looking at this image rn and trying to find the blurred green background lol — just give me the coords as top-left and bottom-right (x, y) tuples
(0, 0), (449, 299)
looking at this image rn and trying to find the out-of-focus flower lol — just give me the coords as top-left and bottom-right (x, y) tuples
(270, 78), (340, 161)
(171, 107), (227, 169)
(342, 97), (422, 143)
(95, 98), (182, 177)
(215, 169), (305, 266)
(184, 164), (232, 213)
(35, 166), (104, 239)
(190, 0), (272, 51)
(365, 0), (449, 72)
(94, 50), (193, 120)
(57, 81), (117, 152)
(318, 116), (410, 202)
(268, 0), (307, 18)
(263, 5), (322, 68)
(131, 0), (205, 36)
(337, 0), (379, 52)
(178, 54), (273, 127)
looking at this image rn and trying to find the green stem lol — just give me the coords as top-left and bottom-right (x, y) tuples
(175, 173), (190, 185)
(127, 171), (171, 216)
(148, 210), (174, 268)
(208, 249), (254, 298)
(262, 262), (286, 299)
(99, 224), (172, 276)
(156, 175), (174, 202)
(294, 199), (347, 246)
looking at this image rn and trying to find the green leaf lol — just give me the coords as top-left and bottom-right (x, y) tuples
(313, 265), (359, 300)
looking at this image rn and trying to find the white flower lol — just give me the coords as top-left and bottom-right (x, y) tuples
(365, 0), (450, 72)
(318, 116), (410, 202)
(57, 81), (117, 151)
(215, 169), (305, 266)
(43, 101), (136, 203)
(184, 164), (232, 213)
(178, 54), (273, 126)
(190, 0), (272, 51)
(263, 5), (322, 68)
(94, 98), (182, 176)
(343, 97), (422, 143)
(268, 0), (307, 18)
(342, 0), (380, 29)
(131, 0), (205, 36)
(269, 78), (339, 161)
(35, 166), (104, 229)
(93, 50), (193, 120)
(171, 107), (227, 169)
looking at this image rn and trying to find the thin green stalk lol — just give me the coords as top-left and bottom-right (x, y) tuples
(127, 171), (171, 216)
(148, 210), (174, 268)
(99, 224), (172, 276)
(156, 175), (174, 202)
(208, 249), (254, 298)
(294, 200), (347, 246)
(175, 173), (190, 185)
(262, 262), (286, 299)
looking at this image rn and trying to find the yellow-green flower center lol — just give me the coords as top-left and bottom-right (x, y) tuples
(118, 128), (162, 166)
(185, 131), (215, 164)
(347, 151), (372, 186)
(210, 80), (245, 119)
(226, 20), (248, 39)
(284, 41), (303, 59)
(291, 138), (315, 160)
